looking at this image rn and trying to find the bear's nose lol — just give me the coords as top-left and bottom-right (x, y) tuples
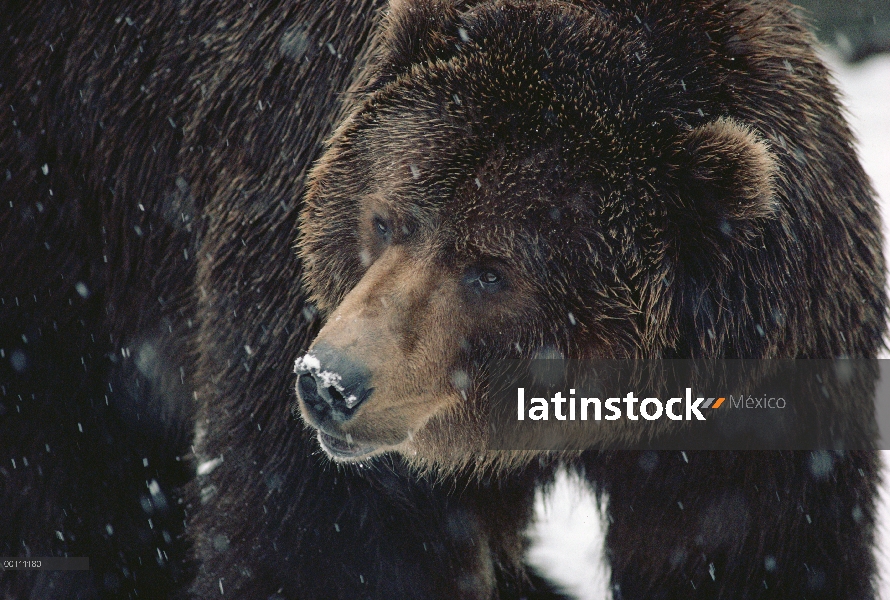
(295, 343), (373, 423)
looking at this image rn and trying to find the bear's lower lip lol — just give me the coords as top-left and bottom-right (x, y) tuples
(317, 430), (376, 460)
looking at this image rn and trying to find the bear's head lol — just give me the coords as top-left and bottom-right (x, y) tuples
(295, 0), (778, 466)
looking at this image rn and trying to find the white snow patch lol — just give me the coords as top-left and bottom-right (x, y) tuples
(294, 353), (320, 373)
(527, 470), (609, 599)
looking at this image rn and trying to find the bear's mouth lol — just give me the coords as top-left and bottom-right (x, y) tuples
(317, 430), (377, 460)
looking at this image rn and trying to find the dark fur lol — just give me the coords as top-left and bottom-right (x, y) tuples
(1, 1), (885, 599)
(1, 1), (564, 598)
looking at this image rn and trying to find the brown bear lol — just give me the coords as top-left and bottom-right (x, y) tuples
(0, 1), (884, 600)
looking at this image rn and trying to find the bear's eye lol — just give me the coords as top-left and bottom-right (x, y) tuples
(373, 215), (391, 242)
(480, 271), (500, 285)
(465, 268), (505, 294)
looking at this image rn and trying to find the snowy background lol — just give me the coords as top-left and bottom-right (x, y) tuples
(528, 50), (890, 599)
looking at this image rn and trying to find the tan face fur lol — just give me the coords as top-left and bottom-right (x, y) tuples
(296, 166), (549, 465)
(301, 245), (467, 458)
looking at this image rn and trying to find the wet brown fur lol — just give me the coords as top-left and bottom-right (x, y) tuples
(296, 1), (886, 597)
(300, 0), (885, 470)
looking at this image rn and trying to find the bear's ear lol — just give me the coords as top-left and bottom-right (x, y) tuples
(366, 1), (467, 89)
(673, 117), (779, 239)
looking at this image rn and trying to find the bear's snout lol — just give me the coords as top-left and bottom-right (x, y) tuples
(295, 343), (374, 425)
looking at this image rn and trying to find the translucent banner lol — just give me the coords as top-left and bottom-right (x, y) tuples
(486, 360), (890, 450)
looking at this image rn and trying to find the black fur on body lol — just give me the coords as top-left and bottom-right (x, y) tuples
(1, 1), (563, 598)
(0, 1), (885, 599)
